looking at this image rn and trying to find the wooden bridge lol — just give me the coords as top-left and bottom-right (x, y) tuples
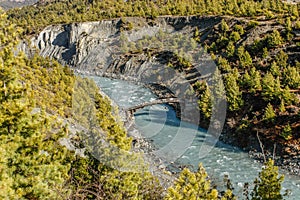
(127, 98), (180, 114)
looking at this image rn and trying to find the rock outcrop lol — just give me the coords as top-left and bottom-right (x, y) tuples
(28, 16), (219, 69)
(26, 16), (223, 125)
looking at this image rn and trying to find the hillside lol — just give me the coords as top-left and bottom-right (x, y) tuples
(17, 13), (300, 174)
(0, 0), (36, 9)
(1, 0), (300, 199)
(0, 11), (165, 199)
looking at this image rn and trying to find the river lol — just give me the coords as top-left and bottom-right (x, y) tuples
(90, 75), (300, 199)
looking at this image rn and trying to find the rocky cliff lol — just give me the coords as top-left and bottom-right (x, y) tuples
(28, 16), (218, 69)
(26, 16), (224, 127)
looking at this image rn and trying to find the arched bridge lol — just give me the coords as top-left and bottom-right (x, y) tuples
(127, 98), (180, 114)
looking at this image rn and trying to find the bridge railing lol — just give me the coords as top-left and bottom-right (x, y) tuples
(127, 98), (180, 113)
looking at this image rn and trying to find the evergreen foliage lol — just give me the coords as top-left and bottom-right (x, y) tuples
(225, 73), (243, 111)
(283, 66), (300, 88)
(0, 0), (298, 198)
(262, 73), (276, 101)
(6, 0), (300, 34)
(251, 159), (285, 200)
(0, 11), (73, 199)
(280, 124), (293, 140)
(165, 163), (218, 200)
(199, 85), (212, 120)
(0, 10), (163, 199)
(266, 30), (283, 48)
(263, 103), (276, 123)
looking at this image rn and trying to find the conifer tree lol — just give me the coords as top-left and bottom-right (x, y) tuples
(218, 56), (231, 72)
(290, 4), (299, 18)
(274, 76), (282, 102)
(286, 17), (292, 32)
(251, 159), (285, 200)
(270, 61), (280, 77)
(280, 124), (292, 140)
(226, 41), (235, 57)
(283, 66), (300, 89)
(237, 46), (252, 68)
(242, 70), (252, 89)
(0, 12), (73, 199)
(230, 31), (241, 42)
(211, 68), (226, 101)
(275, 50), (288, 68)
(281, 86), (296, 106)
(279, 99), (286, 113)
(262, 72), (275, 101)
(220, 19), (229, 34)
(199, 86), (212, 120)
(248, 67), (262, 93)
(225, 73), (243, 111)
(266, 30), (283, 48)
(234, 24), (244, 35)
(263, 103), (276, 123)
(262, 47), (269, 59)
(165, 164), (218, 200)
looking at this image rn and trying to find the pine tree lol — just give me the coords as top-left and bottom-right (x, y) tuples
(274, 76), (282, 102)
(263, 103), (276, 123)
(225, 73), (243, 111)
(220, 19), (229, 34)
(199, 86), (212, 120)
(211, 68), (226, 101)
(280, 124), (292, 140)
(286, 17), (292, 32)
(218, 56), (231, 72)
(165, 164), (218, 200)
(242, 70), (251, 89)
(291, 4), (299, 18)
(249, 67), (262, 93)
(262, 72), (275, 101)
(0, 12), (74, 199)
(266, 30), (283, 48)
(251, 159), (285, 200)
(242, 50), (253, 67)
(226, 41), (235, 57)
(230, 31), (241, 42)
(237, 46), (252, 68)
(283, 66), (300, 89)
(279, 99), (286, 113)
(234, 24), (244, 35)
(281, 86), (296, 106)
(0, 10), (22, 49)
(275, 50), (288, 68)
(262, 47), (269, 59)
(270, 61), (280, 77)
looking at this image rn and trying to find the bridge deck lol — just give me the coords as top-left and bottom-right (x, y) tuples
(127, 98), (179, 112)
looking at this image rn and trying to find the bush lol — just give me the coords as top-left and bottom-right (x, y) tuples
(280, 124), (293, 140)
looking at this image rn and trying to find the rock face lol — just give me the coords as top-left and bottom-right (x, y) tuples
(0, 0), (36, 9)
(29, 16), (219, 70)
(31, 20), (119, 68)
(28, 16), (222, 125)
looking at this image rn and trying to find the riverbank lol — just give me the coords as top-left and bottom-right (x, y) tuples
(79, 70), (300, 177)
(93, 76), (176, 191)
(139, 78), (300, 177)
